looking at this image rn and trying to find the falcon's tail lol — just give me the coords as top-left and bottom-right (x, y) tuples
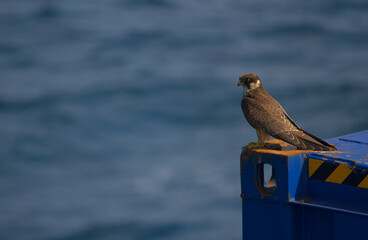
(274, 130), (337, 151)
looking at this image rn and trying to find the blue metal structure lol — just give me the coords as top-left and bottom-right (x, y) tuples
(240, 130), (368, 240)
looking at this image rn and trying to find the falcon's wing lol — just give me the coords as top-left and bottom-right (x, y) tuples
(273, 129), (336, 151)
(278, 111), (336, 151)
(242, 94), (336, 151)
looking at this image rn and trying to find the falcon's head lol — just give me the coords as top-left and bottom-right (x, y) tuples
(237, 73), (261, 92)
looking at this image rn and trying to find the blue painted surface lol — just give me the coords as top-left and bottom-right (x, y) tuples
(241, 130), (368, 240)
(242, 200), (302, 240)
(338, 130), (368, 145)
(241, 153), (289, 204)
(308, 130), (368, 169)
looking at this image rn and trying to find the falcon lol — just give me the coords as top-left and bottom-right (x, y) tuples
(238, 73), (336, 151)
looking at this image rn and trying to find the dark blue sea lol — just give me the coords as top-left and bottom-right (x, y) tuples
(1, 0), (368, 239)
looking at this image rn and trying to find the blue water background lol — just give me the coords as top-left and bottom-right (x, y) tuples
(1, 0), (368, 239)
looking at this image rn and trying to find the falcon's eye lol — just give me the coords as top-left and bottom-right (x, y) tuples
(247, 78), (251, 82)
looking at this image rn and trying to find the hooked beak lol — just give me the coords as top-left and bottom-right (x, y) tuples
(237, 80), (241, 86)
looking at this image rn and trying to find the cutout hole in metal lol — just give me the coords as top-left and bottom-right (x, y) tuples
(256, 163), (277, 196)
(263, 163), (277, 188)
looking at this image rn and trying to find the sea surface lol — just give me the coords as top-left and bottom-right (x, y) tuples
(1, 0), (368, 239)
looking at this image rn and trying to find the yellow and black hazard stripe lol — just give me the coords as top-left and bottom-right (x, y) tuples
(309, 158), (368, 189)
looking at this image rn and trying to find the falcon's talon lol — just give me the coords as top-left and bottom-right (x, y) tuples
(242, 141), (266, 149)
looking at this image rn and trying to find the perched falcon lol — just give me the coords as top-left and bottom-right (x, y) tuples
(238, 73), (336, 151)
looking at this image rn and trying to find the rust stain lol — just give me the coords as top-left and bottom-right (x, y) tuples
(253, 148), (310, 156)
(257, 153), (262, 163)
(298, 198), (310, 203)
(240, 158), (244, 174)
(240, 150), (251, 162)
(267, 139), (289, 147)
(259, 139), (310, 156)
(242, 139), (346, 157)
(240, 150), (252, 174)
(313, 151), (366, 164)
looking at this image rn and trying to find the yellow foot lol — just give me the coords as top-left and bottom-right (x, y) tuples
(241, 142), (266, 149)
